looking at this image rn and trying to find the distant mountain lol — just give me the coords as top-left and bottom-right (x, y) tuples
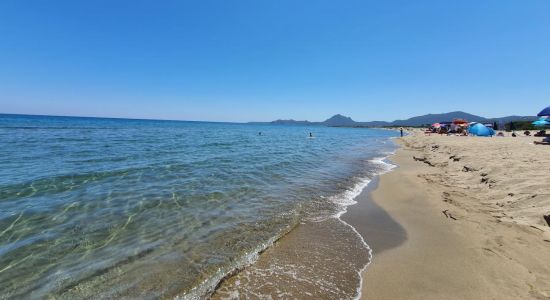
(323, 114), (356, 126)
(486, 115), (535, 124)
(254, 114), (358, 126)
(251, 111), (536, 127)
(270, 119), (313, 125)
(389, 111), (486, 126)
(386, 111), (535, 126)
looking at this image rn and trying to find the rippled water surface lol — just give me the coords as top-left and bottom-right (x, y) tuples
(0, 114), (397, 298)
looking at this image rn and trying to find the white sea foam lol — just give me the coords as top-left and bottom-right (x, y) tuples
(175, 232), (285, 300)
(179, 154), (399, 300)
(330, 154), (397, 300)
(331, 155), (396, 219)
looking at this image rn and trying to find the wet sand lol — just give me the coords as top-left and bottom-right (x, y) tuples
(212, 218), (369, 299)
(341, 177), (406, 255)
(211, 131), (550, 299)
(352, 133), (550, 299)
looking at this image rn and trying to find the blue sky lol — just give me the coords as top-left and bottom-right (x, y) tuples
(1, 0), (549, 122)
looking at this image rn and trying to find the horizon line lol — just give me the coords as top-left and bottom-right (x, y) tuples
(0, 112), (245, 124)
(0, 111), (537, 125)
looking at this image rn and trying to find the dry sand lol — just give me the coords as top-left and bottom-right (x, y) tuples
(356, 131), (550, 299)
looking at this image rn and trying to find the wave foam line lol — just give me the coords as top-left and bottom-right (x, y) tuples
(179, 154), (398, 300)
(175, 226), (294, 300)
(331, 155), (397, 300)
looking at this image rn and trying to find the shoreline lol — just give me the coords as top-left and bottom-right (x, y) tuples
(210, 130), (550, 299)
(351, 132), (550, 299)
(210, 145), (399, 299)
(341, 175), (407, 258)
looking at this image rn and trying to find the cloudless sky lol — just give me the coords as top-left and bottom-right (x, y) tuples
(1, 0), (549, 122)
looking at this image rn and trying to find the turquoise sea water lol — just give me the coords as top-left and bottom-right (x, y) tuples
(0, 114), (398, 299)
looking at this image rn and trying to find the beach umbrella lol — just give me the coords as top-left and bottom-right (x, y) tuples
(537, 106), (550, 117)
(468, 123), (494, 136)
(432, 123), (441, 128)
(532, 118), (550, 127)
(453, 118), (468, 125)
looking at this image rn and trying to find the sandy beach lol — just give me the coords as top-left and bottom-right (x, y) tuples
(350, 131), (550, 299)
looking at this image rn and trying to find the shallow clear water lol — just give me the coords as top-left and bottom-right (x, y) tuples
(0, 114), (397, 299)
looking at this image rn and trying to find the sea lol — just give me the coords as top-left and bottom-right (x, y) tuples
(0, 114), (398, 299)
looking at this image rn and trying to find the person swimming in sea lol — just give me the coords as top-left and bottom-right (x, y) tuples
(309, 132), (313, 137)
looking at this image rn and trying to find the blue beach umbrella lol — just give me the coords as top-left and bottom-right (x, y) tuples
(468, 123), (495, 136)
(538, 106), (550, 117)
(532, 118), (550, 127)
